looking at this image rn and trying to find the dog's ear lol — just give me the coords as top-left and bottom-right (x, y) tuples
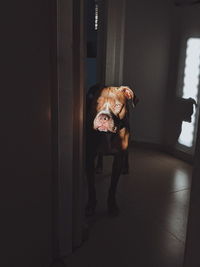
(119, 86), (134, 100)
(119, 86), (139, 107)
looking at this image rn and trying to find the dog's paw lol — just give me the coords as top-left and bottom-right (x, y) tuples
(107, 196), (120, 217)
(95, 166), (103, 174)
(122, 168), (129, 175)
(85, 201), (97, 217)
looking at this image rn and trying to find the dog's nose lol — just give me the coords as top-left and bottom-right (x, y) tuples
(99, 113), (111, 121)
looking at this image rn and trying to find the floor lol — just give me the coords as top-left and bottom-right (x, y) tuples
(65, 147), (192, 267)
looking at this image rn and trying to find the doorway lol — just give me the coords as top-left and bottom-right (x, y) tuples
(53, 0), (199, 266)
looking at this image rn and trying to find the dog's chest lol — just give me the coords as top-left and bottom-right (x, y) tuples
(96, 132), (120, 155)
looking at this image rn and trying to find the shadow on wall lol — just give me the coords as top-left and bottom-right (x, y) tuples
(170, 97), (197, 147)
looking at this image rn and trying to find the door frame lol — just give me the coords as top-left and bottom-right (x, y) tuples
(97, 0), (126, 86)
(51, 0), (85, 262)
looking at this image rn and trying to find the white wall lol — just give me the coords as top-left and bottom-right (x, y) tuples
(1, 1), (54, 266)
(184, 112), (200, 264)
(162, 4), (200, 264)
(164, 4), (200, 155)
(123, 0), (172, 144)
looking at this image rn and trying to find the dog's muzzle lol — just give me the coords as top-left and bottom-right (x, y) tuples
(93, 112), (117, 133)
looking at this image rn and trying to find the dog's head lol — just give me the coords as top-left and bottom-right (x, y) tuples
(92, 86), (138, 133)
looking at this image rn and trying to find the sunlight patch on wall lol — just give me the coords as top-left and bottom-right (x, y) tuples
(178, 38), (200, 147)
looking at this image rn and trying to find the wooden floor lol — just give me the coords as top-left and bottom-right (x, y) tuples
(65, 146), (192, 267)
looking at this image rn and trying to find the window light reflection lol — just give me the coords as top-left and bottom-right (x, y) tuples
(178, 38), (200, 147)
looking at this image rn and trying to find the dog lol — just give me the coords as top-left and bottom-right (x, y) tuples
(86, 85), (138, 216)
(87, 85), (130, 175)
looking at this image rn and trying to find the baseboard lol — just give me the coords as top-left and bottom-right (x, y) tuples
(130, 141), (194, 164)
(130, 140), (163, 151)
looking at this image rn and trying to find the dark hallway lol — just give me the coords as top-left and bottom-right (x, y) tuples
(64, 146), (192, 267)
(2, 0), (200, 266)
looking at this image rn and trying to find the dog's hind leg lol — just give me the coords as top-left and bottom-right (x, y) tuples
(107, 152), (125, 216)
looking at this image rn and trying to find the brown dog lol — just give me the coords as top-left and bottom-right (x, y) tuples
(86, 86), (138, 216)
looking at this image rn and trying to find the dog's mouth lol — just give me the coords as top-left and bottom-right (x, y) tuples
(97, 125), (117, 133)
(93, 113), (117, 133)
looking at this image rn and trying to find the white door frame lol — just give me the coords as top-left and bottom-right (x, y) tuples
(51, 0), (85, 262)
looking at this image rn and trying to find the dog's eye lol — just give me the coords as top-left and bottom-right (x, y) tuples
(114, 103), (123, 112)
(115, 103), (122, 108)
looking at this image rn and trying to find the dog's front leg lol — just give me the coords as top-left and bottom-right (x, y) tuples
(107, 151), (125, 216)
(95, 153), (103, 174)
(122, 149), (129, 174)
(85, 153), (97, 216)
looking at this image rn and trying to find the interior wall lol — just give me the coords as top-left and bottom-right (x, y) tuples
(1, 1), (54, 266)
(1, 0), (85, 265)
(162, 4), (200, 264)
(184, 111), (200, 264)
(123, 0), (172, 144)
(56, 0), (74, 258)
(164, 4), (200, 156)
